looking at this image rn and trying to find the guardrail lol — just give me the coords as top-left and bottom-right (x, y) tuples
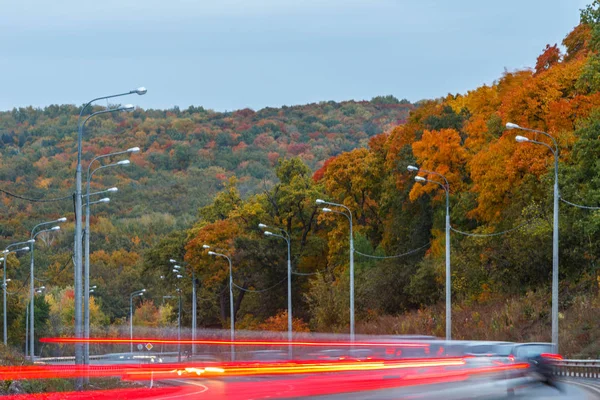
(553, 359), (600, 379)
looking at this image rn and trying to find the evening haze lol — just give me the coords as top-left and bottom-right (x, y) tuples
(0, 0), (590, 112)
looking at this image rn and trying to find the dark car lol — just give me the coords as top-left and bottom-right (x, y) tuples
(506, 342), (562, 388)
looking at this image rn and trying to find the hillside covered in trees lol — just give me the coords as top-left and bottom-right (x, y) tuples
(0, 96), (412, 349)
(3, 1), (600, 359)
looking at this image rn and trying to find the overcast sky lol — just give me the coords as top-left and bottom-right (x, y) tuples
(0, 0), (590, 112)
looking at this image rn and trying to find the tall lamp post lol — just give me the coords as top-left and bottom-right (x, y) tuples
(172, 269), (184, 362)
(75, 88), (146, 374)
(258, 223), (293, 357)
(84, 150), (137, 365)
(170, 259), (196, 357)
(205, 246), (235, 361)
(129, 289), (146, 354)
(29, 220), (63, 359)
(25, 285), (45, 357)
(408, 165), (452, 340)
(3, 242), (32, 345)
(315, 199), (355, 342)
(508, 122), (560, 352)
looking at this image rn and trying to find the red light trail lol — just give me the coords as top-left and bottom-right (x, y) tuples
(39, 336), (432, 348)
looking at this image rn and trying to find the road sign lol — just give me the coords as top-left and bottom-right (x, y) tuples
(146, 343), (153, 351)
(137, 344), (143, 351)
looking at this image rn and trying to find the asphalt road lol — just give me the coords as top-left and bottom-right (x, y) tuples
(158, 375), (600, 399)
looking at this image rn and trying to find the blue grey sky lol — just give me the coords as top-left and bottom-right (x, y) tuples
(0, 0), (590, 112)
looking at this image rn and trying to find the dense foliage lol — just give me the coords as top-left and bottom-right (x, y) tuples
(3, 2), (600, 357)
(0, 97), (411, 352)
(174, 2), (600, 350)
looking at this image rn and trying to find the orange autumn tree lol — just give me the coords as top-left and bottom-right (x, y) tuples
(410, 128), (468, 202)
(257, 310), (310, 333)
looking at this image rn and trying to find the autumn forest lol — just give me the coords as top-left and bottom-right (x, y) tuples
(2, 3), (600, 358)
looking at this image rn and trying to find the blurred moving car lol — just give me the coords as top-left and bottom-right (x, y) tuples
(504, 342), (562, 389)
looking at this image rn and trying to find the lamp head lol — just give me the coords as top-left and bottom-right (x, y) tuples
(99, 197), (110, 203)
(321, 208), (332, 213)
(258, 223), (267, 229)
(515, 135), (530, 143)
(121, 104), (135, 112)
(0, 258), (3, 262)
(169, 259), (177, 263)
(134, 87), (147, 95)
(27, 239), (36, 244)
(57, 217), (67, 222)
(19, 247), (30, 252)
(127, 147), (141, 153)
(202, 245), (210, 249)
(107, 187), (118, 192)
(174, 265), (182, 269)
(160, 275), (165, 279)
(91, 285), (97, 289)
(315, 199), (325, 205)
(39, 286), (45, 289)
(506, 122), (520, 130)
(51, 226), (60, 231)
(138, 292), (144, 296)
(177, 274), (183, 278)
(415, 176), (427, 182)
(172, 269), (179, 273)
(141, 288), (146, 292)
(89, 289), (94, 293)
(117, 160), (131, 166)
(407, 165), (419, 172)
(5, 279), (11, 283)
(264, 231), (273, 236)
(208, 251), (216, 256)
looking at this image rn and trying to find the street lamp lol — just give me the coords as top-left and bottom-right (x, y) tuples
(3, 242), (32, 345)
(28, 220), (63, 359)
(129, 289), (146, 354)
(26, 285), (46, 357)
(206, 246), (235, 361)
(408, 165), (452, 340)
(75, 91), (144, 374)
(83, 151), (136, 365)
(169, 258), (197, 354)
(508, 122), (560, 352)
(86, 187), (118, 198)
(315, 199), (355, 341)
(258, 223), (293, 357)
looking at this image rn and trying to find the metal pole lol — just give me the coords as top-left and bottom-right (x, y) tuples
(552, 154), (559, 353)
(228, 256), (234, 362)
(3, 257), (7, 345)
(192, 270), (196, 356)
(74, 99), (140, 385)
(130, 294), (133, 354)
(511, 124), (560, 351)
(349, 213), (354, 342)
(84, 179), (91, 365)
(445, 188), (451, 341)
(25, 299), (29, 357)
(29, 242), (35, 358)
(287, 237), (292, 358)
(75, 122), (84, 376)
(178, 292), (181, 362)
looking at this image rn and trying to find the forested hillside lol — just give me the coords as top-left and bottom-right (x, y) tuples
(175, 2), (600, 357)
(3, 1), (600, 359)
(0, 96), (412, 348)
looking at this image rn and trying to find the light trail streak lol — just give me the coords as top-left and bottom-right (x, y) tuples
(40, 337), (431, 348)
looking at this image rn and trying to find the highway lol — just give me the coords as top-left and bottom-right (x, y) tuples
(21, 337), (600, 399)
(157, 375), (600, 399)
